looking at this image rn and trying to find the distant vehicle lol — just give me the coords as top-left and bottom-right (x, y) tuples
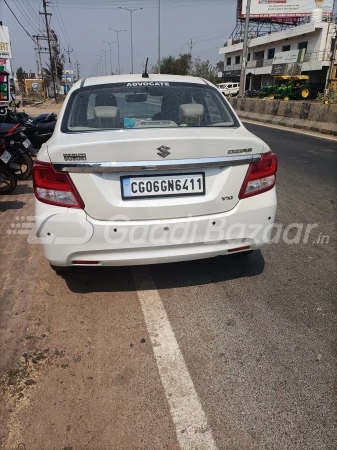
(33, 74), (277, 272)
(259, 75), (311, 101)
(217, 82), (240, 97)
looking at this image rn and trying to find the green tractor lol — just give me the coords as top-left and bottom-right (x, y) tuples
(260, 75), (311, 101)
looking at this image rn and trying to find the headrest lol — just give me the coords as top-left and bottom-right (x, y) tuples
(94, 106), (119, 119)
(179, 104), (204, 119)
(95, 92), (118, 107)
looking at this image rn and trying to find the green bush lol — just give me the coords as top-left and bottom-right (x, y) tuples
(316, 90), (336, 104)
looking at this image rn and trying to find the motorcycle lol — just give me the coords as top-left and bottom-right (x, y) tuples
(0, 139), (20, 195)
(245, 89), (260, 98)
(17, 109), (57, 124)
(0, 123), (35, 180)
(0, 94), (56, 151)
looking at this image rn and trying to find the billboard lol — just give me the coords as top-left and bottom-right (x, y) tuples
(0, 26), (12, 59)
(25, 79), (43, 94)
(241, 0), (333, 18)
(271, 63), (302, 75)
(271, 49), (305, 75)
(272, 49), (306, 64)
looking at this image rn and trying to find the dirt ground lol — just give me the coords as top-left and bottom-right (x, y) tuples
(18, 98), (64, 117)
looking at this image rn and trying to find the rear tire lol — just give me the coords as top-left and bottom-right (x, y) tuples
(0, 166), (18, 195)
(16, 153), (33, 180)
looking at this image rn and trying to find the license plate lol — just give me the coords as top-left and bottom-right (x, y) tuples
(23, 139), (31, 148)
(121, 173), (205, 199)
(0, 150), (11, 164)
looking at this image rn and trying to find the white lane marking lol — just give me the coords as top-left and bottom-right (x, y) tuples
(242, 119), (337, 142)
(132, 266), (218, 450)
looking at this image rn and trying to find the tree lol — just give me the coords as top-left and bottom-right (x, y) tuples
(191, 58), (217, 84)
(215, 60), (224, 73)
(151, 54), (220, 84)
(151, 53), (192, 75)
(16, 67), (25, 94)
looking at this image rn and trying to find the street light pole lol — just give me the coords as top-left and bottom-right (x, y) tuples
(109, 28), (127, 75)
(239, 0), (252, 97)
(96, 56), (103, 76)
(103, 41), (116, 75)
(119, 8), (143, 74)
(99, 49), (108, 75)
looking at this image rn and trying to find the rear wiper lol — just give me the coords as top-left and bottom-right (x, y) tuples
(78, 94), (95, 108)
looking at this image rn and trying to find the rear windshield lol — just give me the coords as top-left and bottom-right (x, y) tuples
(61, 82), (238, 133)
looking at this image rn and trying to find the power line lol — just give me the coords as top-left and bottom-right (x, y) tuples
(4, 0), (34, 41)
(12, 0), (40, 34)
(52, 0), (79, 66)
(21, 0), (43, 30)
(25, 0), (43, 27)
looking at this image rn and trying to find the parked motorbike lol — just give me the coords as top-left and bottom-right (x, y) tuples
(0, 123), (35, 180)
(245, 89), (260, 98)
(0, 139), (20, 195)
(17, 110), (57, 124)
(0, 94), (56, 151)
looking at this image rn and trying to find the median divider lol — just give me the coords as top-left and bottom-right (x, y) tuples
(228, 97), (337, 136)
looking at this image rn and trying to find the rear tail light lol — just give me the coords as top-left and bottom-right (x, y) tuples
(239, 151), (277, 199)
(72, 261), (100, 265)
(228, 246), (251, 253)
(33, 161), (84, 208)
(7, 124), (20, 135)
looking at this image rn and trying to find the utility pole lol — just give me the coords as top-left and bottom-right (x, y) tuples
(41, 0), (57, 102)
(109, 29), (126, 75)
(65, 44), (73, 90)
(33, 37), (40, 79)
(158, 0), (161, 74)
(33, 35), (47, 98)
(189, 39), (193, 56)
(325, 24), (337, 91)
(119, 8), (143, 74)
(189, 38), (194, 75)
(75, 60), (80, 81)
(239, 0), (251, 97)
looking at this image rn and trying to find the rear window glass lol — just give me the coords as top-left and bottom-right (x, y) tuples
(62, 82), (238, 133)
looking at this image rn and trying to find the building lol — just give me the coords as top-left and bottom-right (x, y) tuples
(219, 16), (336, 92)
(62, 69), (76, 93)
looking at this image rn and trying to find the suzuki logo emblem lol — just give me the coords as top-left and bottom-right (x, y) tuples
(157, 145), (171, 158)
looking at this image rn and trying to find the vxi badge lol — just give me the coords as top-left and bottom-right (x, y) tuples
(228, 148), (253, 154)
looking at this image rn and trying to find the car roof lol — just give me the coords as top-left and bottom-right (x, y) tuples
(76, 74), (209, 89)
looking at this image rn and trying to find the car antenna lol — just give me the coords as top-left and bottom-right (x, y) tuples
(142, 58), (149, 78)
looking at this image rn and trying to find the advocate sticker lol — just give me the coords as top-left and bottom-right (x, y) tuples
(126, 82), (170, 87)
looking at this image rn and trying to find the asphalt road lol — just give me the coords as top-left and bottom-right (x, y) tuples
(0, 124), (336, 450)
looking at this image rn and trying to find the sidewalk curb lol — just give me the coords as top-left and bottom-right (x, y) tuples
(235, 110), (337, 136)
(227, 97), (337, 137)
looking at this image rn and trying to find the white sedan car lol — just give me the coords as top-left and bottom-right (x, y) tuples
(33, 74), (277, 271)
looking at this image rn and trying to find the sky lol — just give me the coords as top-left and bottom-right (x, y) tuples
(1, 0), (237, 77)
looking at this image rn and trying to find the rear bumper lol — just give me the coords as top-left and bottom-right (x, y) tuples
(35, 188), (277, 266)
